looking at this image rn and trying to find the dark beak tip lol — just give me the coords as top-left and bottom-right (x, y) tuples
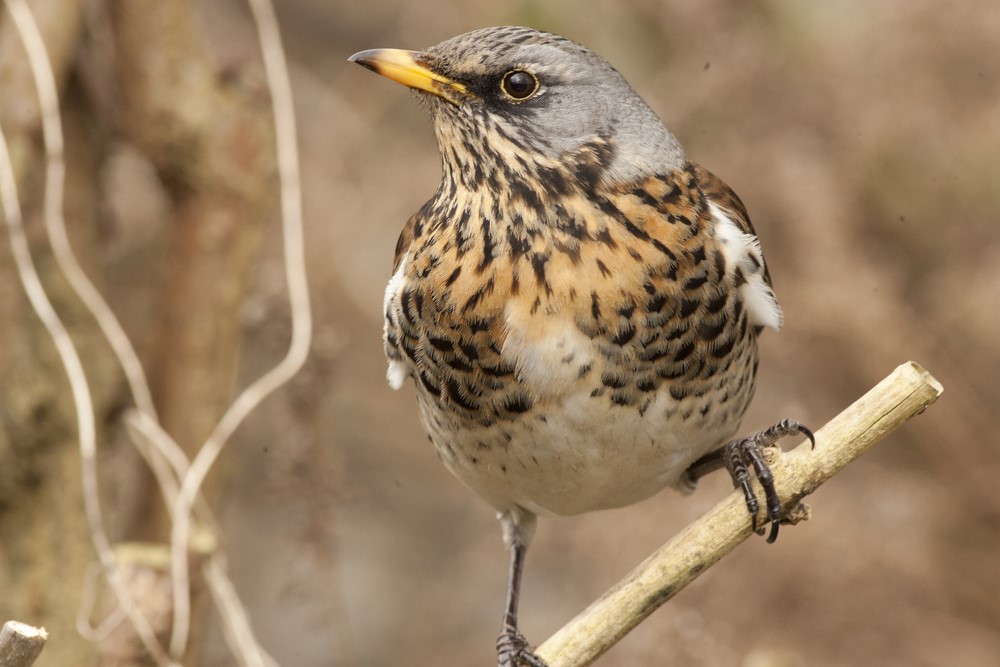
(347, 49), (376, 67)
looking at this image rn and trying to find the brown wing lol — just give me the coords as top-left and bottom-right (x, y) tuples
(392, 211), (420, 272)
(689, 162), (775, 288)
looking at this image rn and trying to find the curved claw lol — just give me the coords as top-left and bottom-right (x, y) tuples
(766, 521), (780, 543)
(782, 419), (817, 450)
(800, 424), (817, 449)
(719, 418), (814, 543)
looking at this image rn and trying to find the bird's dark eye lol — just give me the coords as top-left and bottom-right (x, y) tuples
(500, 70), (539, 101)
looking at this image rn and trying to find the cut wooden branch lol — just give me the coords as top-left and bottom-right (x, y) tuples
(0, 621), (48, 667)
(536, 361), (943, 667)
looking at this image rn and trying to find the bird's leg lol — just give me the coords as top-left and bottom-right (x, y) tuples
(496, 539), (548, 667)
(685, 419), (814, 543)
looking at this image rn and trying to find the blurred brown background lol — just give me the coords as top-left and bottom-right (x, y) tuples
(2, 1), (999, 666)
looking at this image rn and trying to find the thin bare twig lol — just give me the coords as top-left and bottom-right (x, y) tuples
(0, 2), (176, 664)
(125, 411), (279, 667)
(3, 0), (304, 664)
(203, 557), (281, 667)
(536, 361), (943, 666)
(6, 3), (158, 420)
(167, 0), (311, 657)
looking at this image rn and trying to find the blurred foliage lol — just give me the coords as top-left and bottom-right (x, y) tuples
(4, 0), (996, 665)
(242, 1), (1000, 665)
(307, 2), (1000, 665)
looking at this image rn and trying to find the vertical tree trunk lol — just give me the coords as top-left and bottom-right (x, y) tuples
(2, 0), (278, 664)
(0, 7), (104, 663)
(107, 2), (278, 663)
(108, 0), (277, 530)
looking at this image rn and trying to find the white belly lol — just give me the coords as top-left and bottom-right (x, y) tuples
(420, 384), (733, 517)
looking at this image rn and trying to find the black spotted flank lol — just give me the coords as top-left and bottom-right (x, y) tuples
(419, 371), (441, 397)
(632, 187), (660, 207)
(601, 372), (628, 389)
(400, 290), (415, 324)
(638, 345), (669, 362)
(599, 198), (650, 241)
(673, 339), (695, 362)
(595, 227), (617, 248)
(658, 365), (687, 380)
(617, 303), (637, 319)
(553, 239), (582, 264)
(679, 298), (700, 318)
(611, 392), (632, 407)
(733, 267), (747, 287)
(661, 180), (683, 204)
(710, 335), (736, 359)
(446, 357), (473, 373)
(413, 291), (425, 317)
(462, 286), (486, 313)
(666, 323), (688, 340)
(480, 360), (515, 377)
(713, 248), (726, 277)
(591, 292), (601, 320)
(560, 215), (589, 240)
(504, 394), (533, 413)
(462, 277), (494, 313)
(571, 141), (612, 190)
(706, 291), (728, 314)
(506, 226), (531, 260)
(537, 164), (571, 197)
(478, 218), (496, 272)
(691, 245), (707, 264)
(428, 336), (454, 352)
(510, 177), (543, 210)
(646, 293), (669, 313)
(468, 317), (491, 333)
(611, 324), (636, 346)
(684, 274), (709, 291)
(531, 253), (551, 292)
(697, 318), (727, 342)
(446, 378), (478, 410)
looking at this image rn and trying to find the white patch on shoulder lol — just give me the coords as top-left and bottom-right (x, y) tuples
(384, 255), (410, 390)
(709, 202), (783, 331)
(386, 360), (407, 391)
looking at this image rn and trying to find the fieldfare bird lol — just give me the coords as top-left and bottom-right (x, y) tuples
(350, 27), (812, 667)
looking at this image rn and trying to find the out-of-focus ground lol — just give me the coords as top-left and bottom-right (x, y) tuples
(108, 1), (1000, 665)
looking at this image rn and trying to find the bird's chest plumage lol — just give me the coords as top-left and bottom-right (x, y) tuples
(383, 165), (763, 516)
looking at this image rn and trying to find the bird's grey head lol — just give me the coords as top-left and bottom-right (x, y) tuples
(350, 27), (685, 187)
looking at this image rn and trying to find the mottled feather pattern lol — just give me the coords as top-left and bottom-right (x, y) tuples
(384, 141), (767, 514)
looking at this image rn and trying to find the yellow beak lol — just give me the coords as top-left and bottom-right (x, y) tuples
(348, 48), (467, 104)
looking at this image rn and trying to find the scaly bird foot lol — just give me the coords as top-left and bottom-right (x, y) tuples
(497, 625), (548, 667)
(687, 419), (814, 543)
